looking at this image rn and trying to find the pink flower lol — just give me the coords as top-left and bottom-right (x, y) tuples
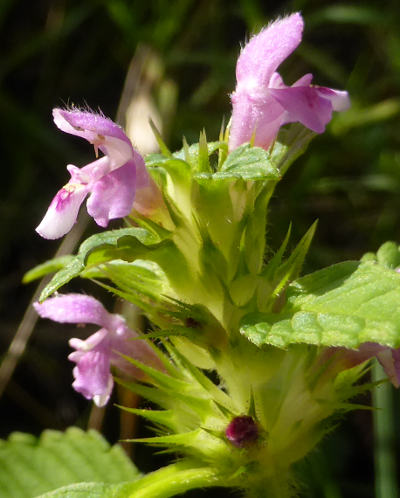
(374, 347), (400, 387)
(34, 294), (163, 406)
(322, 343), (400, 388)
(36, 108), (149, 239)
(229, 13), (350, 151)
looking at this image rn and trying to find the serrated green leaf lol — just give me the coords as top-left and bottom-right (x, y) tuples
(0, 428), (140, 498)
(37, 481), (132, 498)
(215, 144), (280, 180)
(242, 261), (400, 349)
(361, 241), (400, 270)
(376, 241), (400, 269)
(22, 256), (74, 284)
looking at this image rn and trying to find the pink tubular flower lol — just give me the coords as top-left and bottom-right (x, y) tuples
(34, 294), (164, 406)
(374, 347), (400, 387)
(353, 344), (400, 387)
(36, 108), (149, 239)
(323, 343), (400, 388)
(229, 13), (350, 151)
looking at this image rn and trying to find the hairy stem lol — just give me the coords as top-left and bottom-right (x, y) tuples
(124, 461), (225, 498)
(245, 472), (297, 498)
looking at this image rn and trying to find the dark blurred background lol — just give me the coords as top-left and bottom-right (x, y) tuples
(1, 0), (400, 496)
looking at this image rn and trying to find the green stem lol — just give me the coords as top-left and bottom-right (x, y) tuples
(123, 461), (224, 498)
(372, 360), (399, 498)
(245, 471), (295, 498)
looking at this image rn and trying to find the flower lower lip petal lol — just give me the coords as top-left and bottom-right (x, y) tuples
(35, 183), (89, 239)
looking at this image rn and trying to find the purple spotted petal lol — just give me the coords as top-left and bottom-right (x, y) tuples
(86, 160), (136, 227)
(34, 294), (114, 329)
(35, 183), (89, 239)
(236, 13), (303, 88)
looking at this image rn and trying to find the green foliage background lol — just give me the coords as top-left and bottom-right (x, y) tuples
(0, 0), (400, 496)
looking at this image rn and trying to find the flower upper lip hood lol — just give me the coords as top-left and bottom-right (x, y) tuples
(235, 12), (304, 91)
(229, 12), (351, 151)
(52, 108), (147, 173)
(36, 108), (149, 240)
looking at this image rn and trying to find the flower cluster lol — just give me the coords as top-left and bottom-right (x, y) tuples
(33, 12), (400, 413)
